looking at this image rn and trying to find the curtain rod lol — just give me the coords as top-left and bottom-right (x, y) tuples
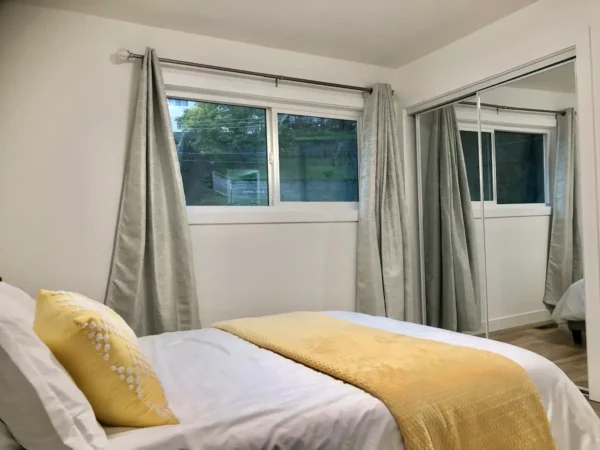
(459, 101), (566, 116)
(119, 49), (373, 94)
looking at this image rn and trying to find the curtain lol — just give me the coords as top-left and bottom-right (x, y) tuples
(543, 108), (583, 310)
(423, 106), (480, 332)
(105, 48), (200, 336)
(356, 84), (414, 322)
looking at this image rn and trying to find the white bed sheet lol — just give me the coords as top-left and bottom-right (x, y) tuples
(105, 312), (600, 450)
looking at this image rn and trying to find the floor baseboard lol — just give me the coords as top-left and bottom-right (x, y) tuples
(488, 310), (552, 332)
(466, 309), (553, 335)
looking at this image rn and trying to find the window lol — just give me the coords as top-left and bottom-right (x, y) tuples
(168, 97), (359, 207)
(172, 100), (268, 206)
(459, 128), (547, 205)
(278, 114), (358, 202)
(168, 98), (189, 107)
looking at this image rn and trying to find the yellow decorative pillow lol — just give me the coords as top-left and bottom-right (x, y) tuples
(34, 290), (178, 427)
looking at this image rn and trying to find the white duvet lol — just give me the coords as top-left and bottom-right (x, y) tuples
(105, 312), (600, 450)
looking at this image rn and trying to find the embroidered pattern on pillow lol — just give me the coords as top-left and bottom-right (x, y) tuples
(34, 290), (178, 427)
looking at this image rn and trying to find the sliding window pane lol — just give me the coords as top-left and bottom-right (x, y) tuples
(460, 130), (493, 201)
(495, 131), (545, 204)
(278, 114), (358, 202)
(168, 98), (268, 206)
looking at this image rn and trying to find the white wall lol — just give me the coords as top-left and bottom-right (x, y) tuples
(0, 2), (396, 325)
(395, 0), (593, 107)
(479, 216), (552, 330)
(397, 0), (600, 398)
(469, 211), (553, 333)
(191, 223), (357, 322)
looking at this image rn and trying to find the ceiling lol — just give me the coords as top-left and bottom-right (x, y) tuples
(20, 0), (537, 67)
(509, 63), (576, 93)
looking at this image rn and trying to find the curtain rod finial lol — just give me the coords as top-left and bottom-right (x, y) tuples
(117, 48), (131, 61)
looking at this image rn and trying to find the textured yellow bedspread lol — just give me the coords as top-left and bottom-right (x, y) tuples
(214, 312), (555, 450)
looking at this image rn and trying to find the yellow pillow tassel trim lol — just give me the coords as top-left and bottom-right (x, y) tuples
(215, 312), (555, 450)
(35, 290), (178, 427)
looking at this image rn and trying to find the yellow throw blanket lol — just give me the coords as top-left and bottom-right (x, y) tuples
(214, 312), (555, 450)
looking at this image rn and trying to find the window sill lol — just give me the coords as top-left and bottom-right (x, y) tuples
(472, 205), (551, 219)
(187, 205), (359, 225)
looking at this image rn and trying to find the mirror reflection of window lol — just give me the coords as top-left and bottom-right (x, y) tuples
(460, 130), (493, 202)
(494, 131), (545, 204)
(459, 129), (546, 205)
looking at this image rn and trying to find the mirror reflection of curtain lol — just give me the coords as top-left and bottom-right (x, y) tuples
(543, 108), (583, 310)
(423, 106), (481, 332)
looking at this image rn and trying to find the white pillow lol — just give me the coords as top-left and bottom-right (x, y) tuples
(0, 289), (107, 450)
(0, 282), (36, 317)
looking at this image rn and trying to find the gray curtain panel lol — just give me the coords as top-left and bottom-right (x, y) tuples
(356, 84), (414, 322)
(105, 48), (200, 336)
(423, 106), (480, 332)
(543, 108), (583, 310)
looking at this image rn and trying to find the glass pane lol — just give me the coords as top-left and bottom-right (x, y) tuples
(168, 98), (268, 206)
(460, 130), (493, 201)
(277, 114), (358, 202)
(495, 131), (545, 204)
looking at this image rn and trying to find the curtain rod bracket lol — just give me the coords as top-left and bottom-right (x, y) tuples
(116, 48), (133, 61)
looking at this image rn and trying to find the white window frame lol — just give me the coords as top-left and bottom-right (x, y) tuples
(166, 88), (362, 225)
(459, 121), (554, 219)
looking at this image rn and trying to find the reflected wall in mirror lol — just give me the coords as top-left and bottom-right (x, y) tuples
(417, 95), (485, 334)
(476, 62), (587, 390)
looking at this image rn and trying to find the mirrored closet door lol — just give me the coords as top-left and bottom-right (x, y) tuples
(416, 60), (588, 390)
(478, 62), (587, 390)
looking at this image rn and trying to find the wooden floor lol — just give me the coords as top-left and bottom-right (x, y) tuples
(489, 322), (588, 387)
(489, 322), (600, 416)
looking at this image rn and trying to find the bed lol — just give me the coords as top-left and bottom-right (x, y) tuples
(2, 280), (600, 450)
(103, 311), (600, 450)
(552, 279), (586, 344)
